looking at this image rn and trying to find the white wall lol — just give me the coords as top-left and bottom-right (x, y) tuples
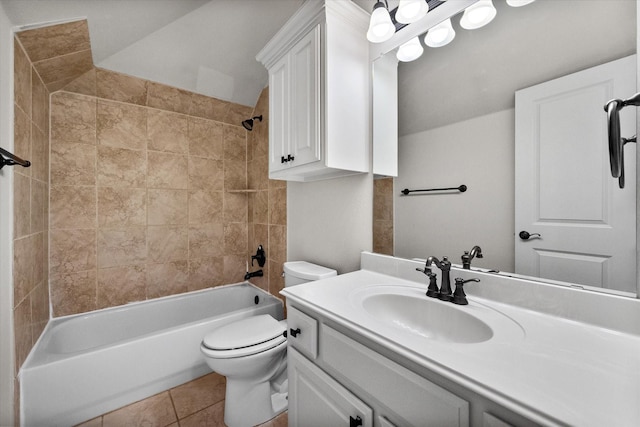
(0, 3), (14, 424)
(395, 109), (515, 273)
(287, 173), (373, 274)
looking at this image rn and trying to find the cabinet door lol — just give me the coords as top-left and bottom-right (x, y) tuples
(289, 24), (321, 167)
(289, 347), (373, 427)
(269, 54), (290, 172)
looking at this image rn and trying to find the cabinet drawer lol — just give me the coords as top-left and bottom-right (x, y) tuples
(287, 306), (318, 359)
(321, 325), (469, 427)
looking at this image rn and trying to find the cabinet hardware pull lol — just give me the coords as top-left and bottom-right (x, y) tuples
(350, 415), (363, 427)
(281, 156), (287, 163)
(290, 327), (301, 337)
(287, 154), (295, 162)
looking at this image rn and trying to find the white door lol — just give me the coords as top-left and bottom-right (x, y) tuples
(269, 54), (289, 173)
(515, 55), (636, 293)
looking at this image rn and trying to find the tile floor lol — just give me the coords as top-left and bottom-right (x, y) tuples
(75, 372), (288, 427)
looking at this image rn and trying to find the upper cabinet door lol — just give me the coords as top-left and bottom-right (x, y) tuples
(269, 54), (290, 173)
(289, 25), (321, 168)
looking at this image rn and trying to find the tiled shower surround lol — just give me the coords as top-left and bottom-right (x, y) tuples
(12, 19), (286, 422)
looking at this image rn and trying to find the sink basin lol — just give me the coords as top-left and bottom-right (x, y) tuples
(352, 285), (494, 344)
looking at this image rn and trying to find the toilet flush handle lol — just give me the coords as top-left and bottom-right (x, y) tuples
(289, 328), (301, 338)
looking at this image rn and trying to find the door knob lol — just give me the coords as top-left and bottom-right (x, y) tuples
(519, 230), (541, 240)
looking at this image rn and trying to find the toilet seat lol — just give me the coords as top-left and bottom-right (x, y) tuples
(202, 315), (286, 359)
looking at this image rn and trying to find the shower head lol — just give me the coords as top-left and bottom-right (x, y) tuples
(241, 115), (263, 131)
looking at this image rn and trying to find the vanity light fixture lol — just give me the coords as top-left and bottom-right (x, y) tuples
(460, 0), (497, 30)
(367, 0), (395, 43)
(396, 0), (429, 24)
(424, 18), (455, 47)
(397, 36), (424, 62)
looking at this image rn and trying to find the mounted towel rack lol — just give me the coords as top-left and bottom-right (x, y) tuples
(401, 185), (467, 195)
(0, 147), (31, 170)
(604, 92), (640, 188)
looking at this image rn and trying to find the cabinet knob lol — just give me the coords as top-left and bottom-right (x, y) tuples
(290, 327), (301, 337)
(281, 156), (287, 164)
(350, 415), (363, 427)
(287, 154), (295, 162)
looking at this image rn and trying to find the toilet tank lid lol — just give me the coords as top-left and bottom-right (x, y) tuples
(284, 261), (337, 280)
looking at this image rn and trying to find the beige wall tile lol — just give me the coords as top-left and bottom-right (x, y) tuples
(253, 190), (269, 225)
(97, 99), (147, 150)
(188, 117), (223, 160)
(14, 39), (31, 118)
(188, 257), (224, 291)
(224, 159), (247, 190)
(50, 228), (96, 275)
(223, 125), (246, 161)
(31, 69), (47, 132)
(146, 261), (189, 299)
(97, 265), (146, 308)
(147, 226), (188, 263)
(51, 92), (96, 145)
(188, 189), (223, 225)
(50, 142), (96, 186)
(269, 224), (286, 264)
(268, 187), (287, 226)
(147, 152), (188, 189)
(188, 157), (223, 190)
(148, 109), (189, 154)
(63, 68), (97, 97)
(13, 298), (32, 373)
(13, 235), (36, 305)
(170, 373), (225, 419)
(224, 223), (248, 255)
(373, 220), (394, 256)
(13, 172), (30, 238)
(31, 281), (50, 341)
(50, 185), (96, 229)
(13, 106), (31, 169)
(225, 103), (253, 128)
(102, 391), (177, 427)
(223, 254), (246, 284)
(50, 269), (97, 316)
(97, 146), (147, 188)
(34, 49), (93, 86)
(97, 227), (146, 268)
(30, 180), (45, 233)
(31, 124), (49, 183)
(147, 81), (192, 115)
(189, 224), (224, 259)
(148, 189), (188, 226)
(16, 20), (90, 62)
(223, 192), (248, 223)
(98, 187), (147, 227)
(189, 92), (229, 122)
(373, 177), (394, 221)
(248, 158), (269, 191)
(96, 68), (148, 105)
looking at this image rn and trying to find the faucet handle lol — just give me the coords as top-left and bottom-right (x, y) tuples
(452, 278), (480, 305)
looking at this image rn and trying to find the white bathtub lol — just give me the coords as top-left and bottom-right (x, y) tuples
(20, 282), (284, 427)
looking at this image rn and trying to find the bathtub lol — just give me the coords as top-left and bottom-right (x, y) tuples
(19, 282), (284, 427)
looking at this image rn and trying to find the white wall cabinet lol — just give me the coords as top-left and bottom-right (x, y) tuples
(257, 0), (370, 182)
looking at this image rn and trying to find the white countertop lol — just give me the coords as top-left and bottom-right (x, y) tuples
(282, 267), (640, 426)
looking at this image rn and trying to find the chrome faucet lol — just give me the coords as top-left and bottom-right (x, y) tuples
(461, 245), (483, 269)
(426, 256), (452, 301)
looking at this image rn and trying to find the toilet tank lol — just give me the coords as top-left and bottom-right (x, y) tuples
(283, 261), (337, 287)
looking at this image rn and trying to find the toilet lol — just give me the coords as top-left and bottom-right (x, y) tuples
(200, 261), (337, 427)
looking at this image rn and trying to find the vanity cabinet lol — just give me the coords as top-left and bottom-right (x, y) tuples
(286, 305), (470, 427)
(256, 0), (370, 182)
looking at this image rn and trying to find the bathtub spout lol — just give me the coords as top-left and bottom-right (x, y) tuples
(245, 270), (264, 280)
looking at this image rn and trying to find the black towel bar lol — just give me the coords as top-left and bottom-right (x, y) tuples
(401, 185), (467, 195)
(0, 146), (31, 170)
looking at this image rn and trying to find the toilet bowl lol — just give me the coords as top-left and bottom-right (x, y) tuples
(200, 261), (337, 427)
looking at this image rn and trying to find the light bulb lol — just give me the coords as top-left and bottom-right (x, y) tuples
(424, 18), (455, 48)
(396, 0), (429, 24)
(367, 1), (395, 43)
(460, 0), (497, 30)
(506, 0), (535, 6)
(396, 37), (424, 62)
